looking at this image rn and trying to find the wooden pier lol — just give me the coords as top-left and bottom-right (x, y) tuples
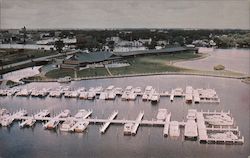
(0, 108), (244, 145)
(131, 111), (144, 135)
(100, 111), (118, 134)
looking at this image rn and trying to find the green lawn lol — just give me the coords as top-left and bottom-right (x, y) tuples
(45, 52), (203, 79)
(109, 52), (199, 75)
(45, 67), (109, 78)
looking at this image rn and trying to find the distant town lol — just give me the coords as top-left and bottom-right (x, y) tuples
(0, 28), (249, 86)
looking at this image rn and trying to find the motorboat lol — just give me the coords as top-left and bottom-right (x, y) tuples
(60, 109), (71, 118)
(34, 110), (50, 118)
(57, 76), (72, 83)
(73, 121), (89, 133)
(169, 121), (180, 137)
(150, 93), (160, 103)
(19, 118), (36, 128)
(205, 113), (234, 126)
(74, 109), (89, 119)
(60, 118), (75, 132)
(79, 92), (88, 99)
(124, 123), (133, 135)
(184, 120), (198, 140)
(44, 119), (60, 129)
(186, 109), (197, 120)
(156, 109), (167, 121)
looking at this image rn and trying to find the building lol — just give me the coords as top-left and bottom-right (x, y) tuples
(60, 51), (119, 70)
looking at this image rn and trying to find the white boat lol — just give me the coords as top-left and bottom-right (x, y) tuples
(60, 118), (75, 132)
(13, 110), (28, 117)
(128, 93), (137, 100)
(156, 109), (167, 121)
(34, 110), (50, 118)
(94, 86), (103, 94)
(79, 92), (88, 99)
(185, 93), (193, 104)
(77, 87), (86, 93)
(73, 121), (89, 133)
(0, 108), (9, 116)
(60, 109), (71, 118)
(121, 92), (130, 100)
(1, 117), (14, 126)
(199, 89), (220, 103)
(142, 86), (154, 101)
(150, 93), (160, 103)
(125, 86), (133, 91)
(0, 89), (7, 96)
(99, 92), (108, 100)
(184, 120), (198, 140)
(114, 87), (123, 95)
(74, 109), (89, 119)
(210, 131), (238, 140)
(142, 94), (149, 101)
(57, 76), (72, 83)
(106, 85), (115, 91)
(87, 92), (96, 100)
(16, 89), (31, 97)
(6, 88), (19, 96)
(107, 92), (116, 100)
(205, 113), (233, 126)
(173, 88), (183, 97)
(124, 123), (133, 135)
(64, 90), (73, 98)
(19, 118), (36, 128)
(70, 91), (79, 98)
(193, 90), (200, 104)
(44, 119), (60, 129)
(186, 109), (197, 120)
(49, 90), (63, 98)
(133, 87), (142, 94)
(169, 121), (180, 137)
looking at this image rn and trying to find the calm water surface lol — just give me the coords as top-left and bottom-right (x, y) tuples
(175, 49), (250, 74)
(0, 75), (249, 158)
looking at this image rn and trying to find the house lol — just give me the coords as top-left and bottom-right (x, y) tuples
(60, 51), (119, 70)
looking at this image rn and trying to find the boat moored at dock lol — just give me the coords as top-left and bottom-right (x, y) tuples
(156, 109), (168, 121)
(184, 120), (198, 140)
(60, 118), (75, 132)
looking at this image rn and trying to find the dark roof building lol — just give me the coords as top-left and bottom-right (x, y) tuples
(73, 51), (115, 63)
(60, 51), (119, 70)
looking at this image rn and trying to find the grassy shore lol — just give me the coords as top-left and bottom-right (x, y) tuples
(45, 67), (109, 78)
(45, 52), (202, 79)
(43, 51), (249, 80)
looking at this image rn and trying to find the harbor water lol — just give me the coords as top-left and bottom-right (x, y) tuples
(175, 49), (250, 74)
(0, 75), (249, 158)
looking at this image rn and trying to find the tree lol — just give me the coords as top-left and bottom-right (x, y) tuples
(55, 40), (65, 53)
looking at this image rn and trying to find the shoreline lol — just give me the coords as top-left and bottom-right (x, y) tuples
(22, 71), (249, 83)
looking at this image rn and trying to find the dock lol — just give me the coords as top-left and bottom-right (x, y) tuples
(131, 111), (144, 135)
(0, 108), (244, 145)
(163, 112), (171, 137)
(0, 86), (220, 105)
(99, 111), (118, 134)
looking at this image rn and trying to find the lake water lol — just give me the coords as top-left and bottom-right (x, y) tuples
(175, 48), (250, 74)
(0, 75), (249, 158)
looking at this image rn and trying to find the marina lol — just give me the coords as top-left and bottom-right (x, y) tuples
(0, 74), (249, 158)
(0, 107), (244, 145)
(0, 85), (220, 104)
